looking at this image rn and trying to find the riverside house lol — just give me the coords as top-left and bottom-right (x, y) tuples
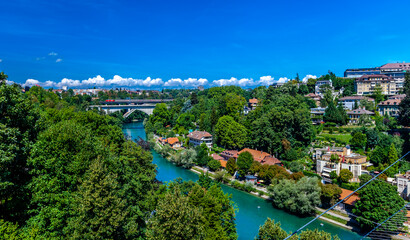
(346, 107), (374, 124)
(188, 131), (213, 148)
(159, 137), (181, 149)
(238, 148), (282, 166)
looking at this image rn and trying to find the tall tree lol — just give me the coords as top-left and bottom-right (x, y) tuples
(353, 181), (406, 231)
(215, 116), (248, 149)
(68, 158), (127, 239)
(255, 218), (291, 240)
(236, 151), (254, 177)
(226, 158), (238, 175)
(146, 187), (204, 240)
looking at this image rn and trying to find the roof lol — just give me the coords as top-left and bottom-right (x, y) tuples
(388, 94), (406, 100)
(187, 131), (212, 140)
(381, 62), (410, 70)
(211, 153), (224, 161)
(220, 150), (238, 159)
(338, 96), (374, 102)
(238, 148), (272, 163)
(378, 99), (402, 106)
(347, 108), (374, 115)
(249, 98), (259, 104)
(219, 160), (227, 168)
(261, 156), (282, 165)
(245, 175), (258, 179)
(166, 137), (179, 145)
(339, 188), (360, 206)
(357, 74), (392, 80)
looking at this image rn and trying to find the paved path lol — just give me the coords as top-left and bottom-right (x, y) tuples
(316, 207), (351, 221)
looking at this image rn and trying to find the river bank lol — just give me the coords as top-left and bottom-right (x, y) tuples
(123, 122), (364, 239)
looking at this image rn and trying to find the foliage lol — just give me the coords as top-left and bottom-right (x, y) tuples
(255, 218), (291, 240)
(226, 158), (238, 176)
(170, 149), (197, 168)
(215, 116), (248, 149)
(353, 180), (406, 230)
(398, 73), (410, 127)
(350, 131), (367, 150)
(146, 186), (204, 240)
(208, 159), (222, 172)
(195, 143), (212, 166)
(269, 177), (321, 215)
(289, 161), (304, 173)
(319, 183), (342, 208)
(338, 169), (353, 183)
(329, 171), (338, 179)
(236, 151), (254, 177)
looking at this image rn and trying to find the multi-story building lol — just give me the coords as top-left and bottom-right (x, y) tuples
(187, 131), (213, 148)
(378, 97), (403, 117)
(305, 93), (322, 107)
(345, 62), (409, 93)
(310, 107), (326, 124)
(315, 146), (369, 183)
(355, 74), (398, 96)
(338, 96), (375, 110)
(344, 67), (381, 78)
(346, 107), (374, 124)
(315, 80), (333, 96)
(397, 171), (410, 200)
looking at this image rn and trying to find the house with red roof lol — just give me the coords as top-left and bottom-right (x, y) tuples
(238, 148), (281, 166)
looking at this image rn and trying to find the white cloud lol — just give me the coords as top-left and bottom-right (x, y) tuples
(56, 58), (63, 63)
(23, 79), (41, 87)
(212, 77), (257, 87)
(302, 74), (317, 83)
(258, 76), (275, 85)
(22, 74), (297, 89)
(277, 77), (290, 83)
(48, 52), (58, 56)
(164, 78), (208, 87)
(0, 59), (2, 63)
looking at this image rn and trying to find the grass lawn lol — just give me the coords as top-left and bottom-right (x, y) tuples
(320, 133), (352, 144)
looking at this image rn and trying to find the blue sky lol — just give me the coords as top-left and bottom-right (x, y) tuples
(1, 0), (410, 89)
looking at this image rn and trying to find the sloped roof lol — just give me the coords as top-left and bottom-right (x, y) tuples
(261, 156), (282, 165)
(347, 108), (374, 115)
(166, 137), (179, 145)
(249, 98), (259, 104)
(338, 96), (374, 101)
(211, 153), (224, 161)
(187, 131), (212, 140)
(220, 150), (239, 159)
(239, 148), (271, 162)
(378, 99), (402, 106)
(219, 160), (227, 168)
(339, 188), (360, 206)
(381, 62), (410, 70)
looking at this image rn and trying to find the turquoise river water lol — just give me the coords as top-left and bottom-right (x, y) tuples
(123, 122), (363, 239)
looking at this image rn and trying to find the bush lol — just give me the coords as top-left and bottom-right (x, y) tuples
(207, 159), (222, 172)
(302, 170), (322, 179)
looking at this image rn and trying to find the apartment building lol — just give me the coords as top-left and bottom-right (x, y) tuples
(355, 74), (398, 96)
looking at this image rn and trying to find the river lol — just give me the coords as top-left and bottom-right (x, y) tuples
(123, 122), (362, 239)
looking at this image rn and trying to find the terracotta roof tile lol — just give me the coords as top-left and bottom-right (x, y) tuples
(238, 148), (272, 163)
(187, 131), (212, 140)
(339, 188), (360, 206)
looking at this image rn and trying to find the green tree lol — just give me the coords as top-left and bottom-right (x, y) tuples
(398, 73), (410, 127)
(249, 161), (262, 175)
(68, 158), (127, 239)
(215, 115), (248, 149)
(330, 154), (339, 162)
(195, 143), (212, 166)
(0, 83), (38, 223)
(372, 84), (384, 104)
(0, 72), (8, 84)
(255, 218), (291, 240)
(319, 183), (342, 207)
(359, 174), (372, 187)
(338, 169), (353, 183)
(150, 103), (171, 128)
(350, 131), (367, 150)
(237, 151), (254, 177)
(207, 159), (222, 172)
(299, 229), (340, 240)
(146, 187), (204, 240)
(386, 143), (399, 177)
(269, 177), (321, 215)
(226, 158), (238, 176)
(353, 180), (406, 230)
